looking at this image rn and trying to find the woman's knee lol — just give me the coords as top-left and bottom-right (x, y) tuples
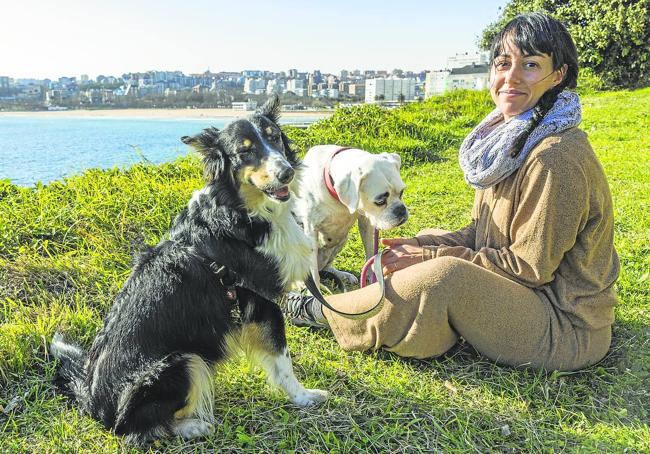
(424, 256), (475, 290)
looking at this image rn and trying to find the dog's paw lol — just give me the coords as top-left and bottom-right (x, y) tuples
(291, 388), (329, 407)
(173, 419), (215, 440)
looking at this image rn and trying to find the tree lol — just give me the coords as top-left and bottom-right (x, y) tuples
(480, 0), (650, 88)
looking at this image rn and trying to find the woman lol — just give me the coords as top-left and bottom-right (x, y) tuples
(286, 12), (619, 371)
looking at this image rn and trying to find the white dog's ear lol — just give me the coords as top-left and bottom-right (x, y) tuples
(380, 152), (402, 170)
(335, 167), (363, 214)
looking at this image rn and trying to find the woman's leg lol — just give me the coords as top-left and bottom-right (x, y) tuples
(323, 256), (610, 371)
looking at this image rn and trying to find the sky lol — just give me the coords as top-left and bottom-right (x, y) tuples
(1, 0), (509, 80)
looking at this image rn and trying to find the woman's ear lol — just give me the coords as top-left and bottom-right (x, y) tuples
(554, 64), (568, 86)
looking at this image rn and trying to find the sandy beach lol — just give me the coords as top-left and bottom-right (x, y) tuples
(0, 108), (333, 120)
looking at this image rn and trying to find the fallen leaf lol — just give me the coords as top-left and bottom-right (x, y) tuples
(443, 380), (458, 394)
(2, 396), (20, 414)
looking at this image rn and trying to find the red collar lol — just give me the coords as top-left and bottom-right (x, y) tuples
(323, 147), (353, 203)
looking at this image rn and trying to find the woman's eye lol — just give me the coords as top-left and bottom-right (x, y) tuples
(525, 61), (539, 69)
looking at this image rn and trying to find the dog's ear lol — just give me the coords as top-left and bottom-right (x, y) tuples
(280, 130), (298, 165)
(380, 152), (402, 170)
(181, 127), (230, 182)
(257, 94), (281, 124)
(335, 167), (364, 214)
(181, 127), (220, 152)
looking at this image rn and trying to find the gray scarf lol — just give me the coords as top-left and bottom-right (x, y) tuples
(459, 91), (582, 189)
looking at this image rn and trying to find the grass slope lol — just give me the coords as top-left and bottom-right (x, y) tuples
(0, 88), (648, 452)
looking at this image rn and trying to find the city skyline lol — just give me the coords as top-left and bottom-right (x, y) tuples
(1, 0), (507, 80)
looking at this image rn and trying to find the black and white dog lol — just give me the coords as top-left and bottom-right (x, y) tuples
(50, 95), (327, 445)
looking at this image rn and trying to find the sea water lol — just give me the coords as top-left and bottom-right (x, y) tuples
(0, 115), (321, 186)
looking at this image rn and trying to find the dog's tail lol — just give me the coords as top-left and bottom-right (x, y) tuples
(50, 332), (89, 404)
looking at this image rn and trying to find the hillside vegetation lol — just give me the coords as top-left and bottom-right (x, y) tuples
(0, 88), (648, 452)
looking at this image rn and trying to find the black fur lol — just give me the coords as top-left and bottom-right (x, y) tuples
(51, 95), (307, 444)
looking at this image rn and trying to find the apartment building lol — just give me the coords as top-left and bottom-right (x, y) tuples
(448, 64), (489, 91)
(425, 51), (490, 98)
(365, 77), (416, 103)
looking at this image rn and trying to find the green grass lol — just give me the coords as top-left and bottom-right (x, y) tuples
(1, 88), (649, 452)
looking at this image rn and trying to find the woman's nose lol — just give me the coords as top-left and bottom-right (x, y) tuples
(504, 64), (522, 84)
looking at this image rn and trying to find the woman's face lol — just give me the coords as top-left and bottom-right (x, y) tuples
(490, 37), (567, 121)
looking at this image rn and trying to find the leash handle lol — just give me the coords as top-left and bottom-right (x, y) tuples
(305, 249), (387, 320)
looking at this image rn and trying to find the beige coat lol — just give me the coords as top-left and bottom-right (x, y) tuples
(416, 127), (620, 330)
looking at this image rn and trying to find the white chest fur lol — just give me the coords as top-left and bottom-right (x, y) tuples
(253, 201), (313, 291)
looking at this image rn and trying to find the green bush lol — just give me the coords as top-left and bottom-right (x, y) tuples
(480, 0), (650, 89)
(285, 90), (493, 165)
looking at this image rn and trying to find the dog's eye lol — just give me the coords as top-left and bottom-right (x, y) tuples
(399, 189), (405, 199)
(239, 139), (255, 153)
(374, 192), (389, 206)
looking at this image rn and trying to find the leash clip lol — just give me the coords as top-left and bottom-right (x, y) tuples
(225, 287), (237, 301)
(209, 262), (238, 302)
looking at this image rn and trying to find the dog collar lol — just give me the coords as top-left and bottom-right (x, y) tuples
(323, 147), (353, 203)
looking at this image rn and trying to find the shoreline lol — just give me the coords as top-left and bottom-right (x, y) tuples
(0, 107), (333, 120)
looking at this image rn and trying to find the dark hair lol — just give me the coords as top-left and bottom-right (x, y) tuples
(490, 12), (579, 157)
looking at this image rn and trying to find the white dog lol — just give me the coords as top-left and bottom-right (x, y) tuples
(293, 145), (408, 286)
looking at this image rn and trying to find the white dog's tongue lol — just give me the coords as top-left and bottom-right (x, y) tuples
(272, 186), (289, 197)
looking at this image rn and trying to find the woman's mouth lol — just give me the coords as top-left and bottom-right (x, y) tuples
(499, 89), (526, 96)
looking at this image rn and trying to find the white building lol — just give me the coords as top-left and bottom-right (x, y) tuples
(425, 50), (491, 98)
(448, 64), (489, 91)
(314, 88), (339, 99)
(364, 77), (416, 103)
(348, 83), (365, 98)
(285, 78), (306, 96)
(424, 70), (450, 97)
(447, 51), (489, 69)
(232, 100), (258, 111)
(266, 79), (284, 94)
(243, 78), (266, 94)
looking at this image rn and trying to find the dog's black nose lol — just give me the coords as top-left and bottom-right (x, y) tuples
(393, 204), (407, 218)
(278, 167), (295, 184)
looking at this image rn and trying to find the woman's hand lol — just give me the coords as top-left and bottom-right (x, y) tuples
(380, 237), (423, 276)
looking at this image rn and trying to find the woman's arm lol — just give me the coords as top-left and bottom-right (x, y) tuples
(415, 222), (476, 249)
(426, 155), (590, 288)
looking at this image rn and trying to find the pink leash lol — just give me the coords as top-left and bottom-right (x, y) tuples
(360, 229), (380, 288)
